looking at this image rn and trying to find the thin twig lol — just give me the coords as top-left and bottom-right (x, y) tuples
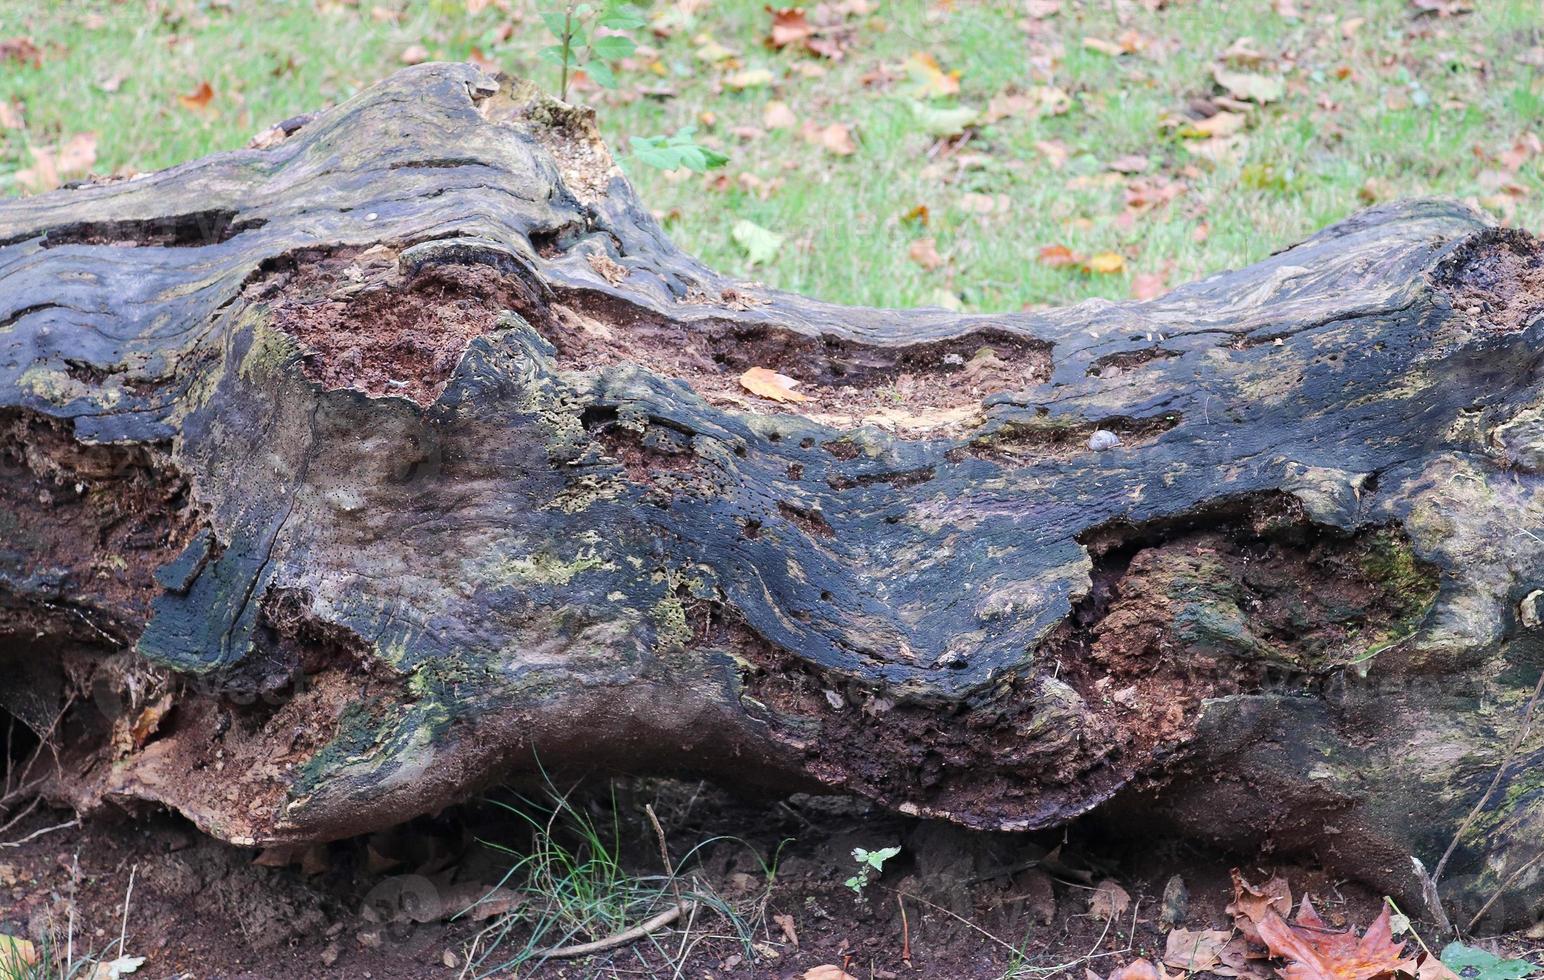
(0, 817), (77, 848)
(645, 803), (684, 913)
(108, 862), (137, 962)
(1434, 668), (1544, 889)
(898, 893), (912, 966)
(536, 900), (693, 960)
(1466, 850), (1544, 933)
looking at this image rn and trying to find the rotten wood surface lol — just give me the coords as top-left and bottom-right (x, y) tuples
(3, 64), (1543, 930)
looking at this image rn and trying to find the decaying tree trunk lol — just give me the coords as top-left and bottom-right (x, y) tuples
(3, 64), (1544, 931)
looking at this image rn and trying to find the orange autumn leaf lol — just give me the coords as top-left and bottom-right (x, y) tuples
(740, 366), (809, 402)
(1257, 901), (1418, 980)
(1038, 243), (1080, 267)
(178, 80), (215, 111)
(766, 6), (815, 49)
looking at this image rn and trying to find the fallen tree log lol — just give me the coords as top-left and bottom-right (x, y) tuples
(3, 63), (1543, 931)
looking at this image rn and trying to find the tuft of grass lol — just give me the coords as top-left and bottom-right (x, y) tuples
(461, 779), (773, 978)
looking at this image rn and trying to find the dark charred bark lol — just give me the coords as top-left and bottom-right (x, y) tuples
(3, 64), (1543, 931)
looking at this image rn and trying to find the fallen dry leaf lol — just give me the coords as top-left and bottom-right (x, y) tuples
(726, 67), (776, 90)
(763, 99), (798, 129)
(0, 100), (23, 130)
(0, 935), (37, 967)
(15, 132), (98, 194)
(1089, 879), (1132, 922)
(1085, 252), (1127, 275)
(803, 968), (858, 980)
(178, 80), (215, 111)
(908, 237), (944, 270)
(1164, 928), (1231, 972)
(1131, 272), (1168, 301)
(0, 37), (41, 68)
(740, 366), (809, 402)
(1257, 901), (1418, 980)
(129, 693), (175, 750)
(766, 6), (815, 48)
(400, 43), (430, 65)
(902, 51), (960, 98)
(1035, 138), (1070, 169)
(1109, 153), (1150, 173)
(1226, 870), (1293, 944)
(773, 912), (800, 947)
(815, 121), (856, 155)
(1038, 243), (1081, 267)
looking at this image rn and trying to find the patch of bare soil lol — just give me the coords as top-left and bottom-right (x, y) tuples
(0, 780), (1420, 980)
(1436, 227), (1544, 332)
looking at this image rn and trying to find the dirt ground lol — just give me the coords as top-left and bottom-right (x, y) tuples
(3, 777), (1504, 980)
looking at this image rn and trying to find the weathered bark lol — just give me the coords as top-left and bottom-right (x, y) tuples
(3, 64), (1543, 930)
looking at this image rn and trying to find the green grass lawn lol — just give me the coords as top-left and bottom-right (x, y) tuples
(1, 0), (1539, 312)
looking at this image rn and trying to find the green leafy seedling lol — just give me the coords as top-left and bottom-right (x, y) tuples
(844, 845), (901, 896)
(629, 126), (729, 174)
(540, 1), (644, 100)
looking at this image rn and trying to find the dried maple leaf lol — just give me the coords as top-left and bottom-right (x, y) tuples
(1257, 901), (1418, 980)
(740, 366), (809, 402)
(1227, 870), (1293, 944)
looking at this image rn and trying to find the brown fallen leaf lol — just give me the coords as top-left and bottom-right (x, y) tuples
(1038, 243), (1081, 267)
(1131, 272), (1167, 301)
(773, 912), (800, 947)
(816, 122), (856, 155)
(1108, 153), (1150, 173)
(1226, 870), (1292, 944)
(740, 366), (809, 402)
(0, 37), (41, 68)
(16, 132), (98, 194)
(1257, 900), (1418, 980)
(129, 693), (175, 750)
(0, 934), (38, 967)
(803, 968), (858, 980)
(178, 81), (215, 112)
(0, 100), (21, 129)
(1089, 879), (1131, 922)
(766, 6), (816, 49)
(1164, 928), (1231, 972)
(400, 43), (430, 65)
(908, 237), (944, 271)
(763, 99), (798, 129)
